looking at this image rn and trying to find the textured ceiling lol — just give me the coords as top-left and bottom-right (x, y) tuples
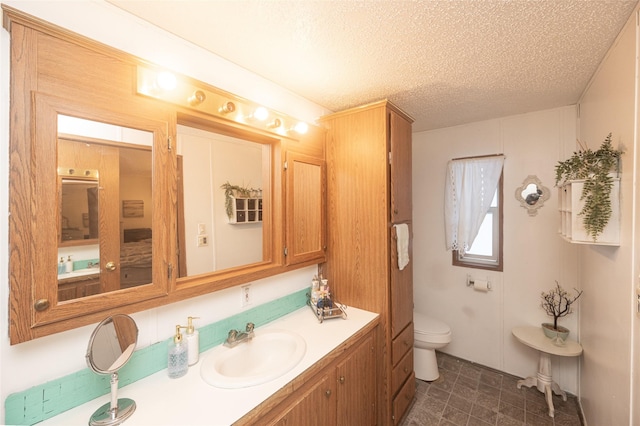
(107, 0), (638, 132)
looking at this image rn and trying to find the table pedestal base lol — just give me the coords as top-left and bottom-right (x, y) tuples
(516, 352), (566, 418)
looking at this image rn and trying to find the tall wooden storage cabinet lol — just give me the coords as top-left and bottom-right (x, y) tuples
(320, 100), (414, 425)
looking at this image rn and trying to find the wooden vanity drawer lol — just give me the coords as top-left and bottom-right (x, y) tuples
(392, 347), (413, 396)
(392, 322), (413, 366)
(392, 371), (415, 425)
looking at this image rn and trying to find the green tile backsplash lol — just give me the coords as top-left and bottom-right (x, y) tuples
(4, 288), (308, 426)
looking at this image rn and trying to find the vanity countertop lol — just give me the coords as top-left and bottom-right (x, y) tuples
(40, 306), (379, 426)
(57, 268), (100, 282)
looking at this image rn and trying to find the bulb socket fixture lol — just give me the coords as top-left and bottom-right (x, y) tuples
(188, 90), (206, 106)
(267, 118), (282, 129)
(219, 101), (236, 114)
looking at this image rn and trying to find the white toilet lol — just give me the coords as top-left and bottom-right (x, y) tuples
(413, 311), (452, 381)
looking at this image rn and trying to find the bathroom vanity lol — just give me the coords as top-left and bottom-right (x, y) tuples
(38, 307), (379, 425)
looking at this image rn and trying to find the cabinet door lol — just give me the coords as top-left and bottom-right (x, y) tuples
(336, 333), (376, 426)
(390, 222), (413, 337)
(82, 279), (102, 298)
(58, 284), (78, 302)
(285, 152), (326, 265)
(271, 372), (336, 426)
(389, 110), (412, 223)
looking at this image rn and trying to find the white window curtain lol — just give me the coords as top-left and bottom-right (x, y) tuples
(444, 156), (504, 254)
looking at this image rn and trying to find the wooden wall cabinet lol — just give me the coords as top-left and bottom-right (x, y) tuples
(238, 323), (377, 426)
(320, 100), (415, 425)
(558, 179), (620, 245)
(284, 141), (327, 266)
(4, 7), (327, 344)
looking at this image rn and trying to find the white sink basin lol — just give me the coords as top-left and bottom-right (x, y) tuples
(200, 329), (306, 389)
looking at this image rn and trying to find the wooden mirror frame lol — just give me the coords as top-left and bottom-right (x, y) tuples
(173, 113), (284, 292)
(5, 6), (325, 344)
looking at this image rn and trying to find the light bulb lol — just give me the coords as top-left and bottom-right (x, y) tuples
(156, 71), (177, 91)
(293, 121), (309, 134)
(253, 107), (269, 121)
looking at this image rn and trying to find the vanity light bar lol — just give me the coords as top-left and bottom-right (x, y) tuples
(57, 167), (99, 179)
(136, 66), (310, 137)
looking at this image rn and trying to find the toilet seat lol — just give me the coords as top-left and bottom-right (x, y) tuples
(414, 312), (452, 344)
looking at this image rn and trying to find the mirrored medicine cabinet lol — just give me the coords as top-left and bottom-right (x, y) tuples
(5, 6), (326, 344)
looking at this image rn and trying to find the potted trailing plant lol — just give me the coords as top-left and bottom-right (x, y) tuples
(540, 281), (583, 340)
(554, 133), (622, 241)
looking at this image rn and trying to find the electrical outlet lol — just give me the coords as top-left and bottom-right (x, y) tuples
(241, 285), (252, 307)
(197, 234), (209, 247)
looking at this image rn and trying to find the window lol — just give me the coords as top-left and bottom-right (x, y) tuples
(452, 173), (503, 271)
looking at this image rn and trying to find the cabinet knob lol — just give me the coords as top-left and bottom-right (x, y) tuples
(34, 298), (50, 312)
(339, 376), (345, 384)
(105, 261), (117, 272)
(404, 366), (409, 374)
(325, 389), (332, 397)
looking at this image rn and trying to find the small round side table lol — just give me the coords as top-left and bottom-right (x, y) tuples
(511, 325), (582, 418)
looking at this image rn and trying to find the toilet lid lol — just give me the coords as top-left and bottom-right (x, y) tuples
(414, 312), (451, 336)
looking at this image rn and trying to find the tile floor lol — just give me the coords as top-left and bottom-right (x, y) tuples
(401, 352), (583, 426)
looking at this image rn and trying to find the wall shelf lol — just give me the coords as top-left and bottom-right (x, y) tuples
(558, 178), (620, 245)
(228, 197), (262, 224)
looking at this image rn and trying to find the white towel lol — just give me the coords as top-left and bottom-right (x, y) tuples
(395, 223), (410, 270)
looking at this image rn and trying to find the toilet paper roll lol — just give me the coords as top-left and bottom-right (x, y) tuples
(473, 279), (490, 292)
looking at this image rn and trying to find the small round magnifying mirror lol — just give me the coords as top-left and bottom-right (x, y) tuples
(86, 314), (139, 426)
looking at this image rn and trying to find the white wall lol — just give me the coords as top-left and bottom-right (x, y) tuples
(576, 7), (637, 425)
(0, 1), (329, 421)
(413, 106), (581, 393)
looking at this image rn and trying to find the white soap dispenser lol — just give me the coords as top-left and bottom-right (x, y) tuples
(167, 325), (189, 379)
(65, 255), (73, 273)
(185, 316), (200, 366)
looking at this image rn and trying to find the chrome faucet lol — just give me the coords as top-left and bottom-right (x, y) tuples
(224, 322), (255, 348)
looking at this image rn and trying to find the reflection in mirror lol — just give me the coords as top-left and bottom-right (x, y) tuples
(59, 174), (99, 244)
(515, 175), (550, 216)
(86, 314), (138, 426)
(521, 183), (541, 205)
(57, 115), (153, 301)
(177, 125), (266, 277)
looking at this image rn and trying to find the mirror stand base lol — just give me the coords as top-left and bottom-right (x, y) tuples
(89, 398), (136, 426)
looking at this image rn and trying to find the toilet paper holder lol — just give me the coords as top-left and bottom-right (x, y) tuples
(466, 275), (492, 291)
